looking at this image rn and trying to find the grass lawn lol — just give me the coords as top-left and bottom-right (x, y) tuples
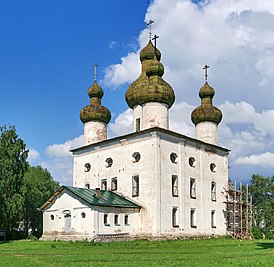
(0, 238), (273, 266)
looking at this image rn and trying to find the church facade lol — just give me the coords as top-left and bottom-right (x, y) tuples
(40, 39), (229, 241)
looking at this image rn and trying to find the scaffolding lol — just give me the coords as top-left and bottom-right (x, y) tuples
(224, 180), (253, 239)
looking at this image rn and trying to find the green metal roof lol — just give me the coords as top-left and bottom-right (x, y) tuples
(40, 186), (141, 210)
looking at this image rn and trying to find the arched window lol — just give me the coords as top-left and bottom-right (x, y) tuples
(125, 215), (129, 225)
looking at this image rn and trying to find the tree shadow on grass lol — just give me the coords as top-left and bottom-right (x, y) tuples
(256, 242), (274, 249)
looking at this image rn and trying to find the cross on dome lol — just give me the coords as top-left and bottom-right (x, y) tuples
(152, 34), (159, 48)
(203, 65), (210, 81)
(147, 19), (154, 40)
(93, 63), (98, 81)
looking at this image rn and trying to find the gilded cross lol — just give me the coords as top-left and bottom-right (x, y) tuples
(203, 65), (210, 81)
(93, 63), (98, 81)
(152, 34), (159, 48)
(147, 19), (154, 40)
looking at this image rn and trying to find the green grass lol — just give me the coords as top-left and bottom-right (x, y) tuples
(0, 238), (273, 266)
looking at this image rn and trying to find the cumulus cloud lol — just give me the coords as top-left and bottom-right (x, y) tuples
(235, 152), (274, 168)
(46, 135), (84, 158)
(27, 148), (40, 165)
(41, 135), (84, 185)
(108, 108), (133, 137)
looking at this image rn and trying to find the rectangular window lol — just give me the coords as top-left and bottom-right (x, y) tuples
(114, 214), (119, 225)
(101, 179), (107, 190)
(211, 182), (216, 201)
(172, 175), (178, 197)
(125, 215), (129, 225)
(111, 177), (117, 191)
(172, 207), (179, 227)
(136, 118), (140, 132)
(190, 178), (196, 199)
(104, 214), (109, 225)
(211, 210), (216, 228)
(132, 175), (139, 197)
(190, 209), (196, 228)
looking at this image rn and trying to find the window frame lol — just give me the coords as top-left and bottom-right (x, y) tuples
(211, 210), (216, 228)
(101, 179), (107, 190)
(125, 215), (129, 226)
(136, 118), (141, 132)
(114, 214), (119, 226)
(190, 209), (197, 228)
(132, 175), (139, 197)
(111, 177), (117, 191)
(172, 175), (178, 197)
(104, 214), (110, 226)
(211, 182), (216, 202)
(172, 207), (179, 228)
(190, 178), (196, 199)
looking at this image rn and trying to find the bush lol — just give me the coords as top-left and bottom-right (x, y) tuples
(252, 226), (262, 239)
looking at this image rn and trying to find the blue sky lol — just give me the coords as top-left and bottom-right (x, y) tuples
(2, 0), (274, 185)
(0, 0), (148, 150)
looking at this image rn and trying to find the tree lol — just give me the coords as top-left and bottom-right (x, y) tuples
(249, 174), (274, 234)
(0, 125), (29, 232)
(23, 166), (60, 237)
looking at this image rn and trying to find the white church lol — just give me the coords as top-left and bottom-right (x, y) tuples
(40, 38), (229, 241)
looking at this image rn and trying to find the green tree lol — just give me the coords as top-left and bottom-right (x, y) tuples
(249, 174), (274, 233)
(0, 125), (29, 233)
(23, 166), (60, 237)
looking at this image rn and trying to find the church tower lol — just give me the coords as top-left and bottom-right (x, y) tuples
(191, 68), (222, 145)
(80, 65), (111, 145)
(125, 38), (175, 131)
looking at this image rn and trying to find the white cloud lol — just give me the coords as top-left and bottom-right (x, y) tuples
(41, 135), (84, 185)
(46, 135), (84, 158)
(235, 152), (274, 168)
(27, 148), (40, 165)
(109, 40), (117, 49)
(108, 109), (133, 137)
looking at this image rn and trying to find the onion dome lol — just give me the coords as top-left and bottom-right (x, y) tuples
(80, 81), (111, 124)
(125, 40), (174, 109)
(137, 57), (175, 107)
(140, 40), (161, 62)
(191, 82), (222, 125)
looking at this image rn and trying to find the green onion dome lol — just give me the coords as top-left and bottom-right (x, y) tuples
(125, 40), (174, 109)
(80, 81), (111, 124)
(136, 57), (175, 107)
(191, 82), (222, 125)
(140, 40), (161, 62)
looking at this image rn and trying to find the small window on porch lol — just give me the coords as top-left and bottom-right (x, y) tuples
(104, 214), (109, 226)
(125, 215), (129, 225)
(114, 214), (119, 225)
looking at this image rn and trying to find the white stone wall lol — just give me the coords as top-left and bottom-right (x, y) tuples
(195, 121), (218, 145)
(73, 133), (160, 234)
(84, 121), (107, 145)
(142, 102), (169, 130)
(159, 137), (228, 236)
(73, 130), (229, 238)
